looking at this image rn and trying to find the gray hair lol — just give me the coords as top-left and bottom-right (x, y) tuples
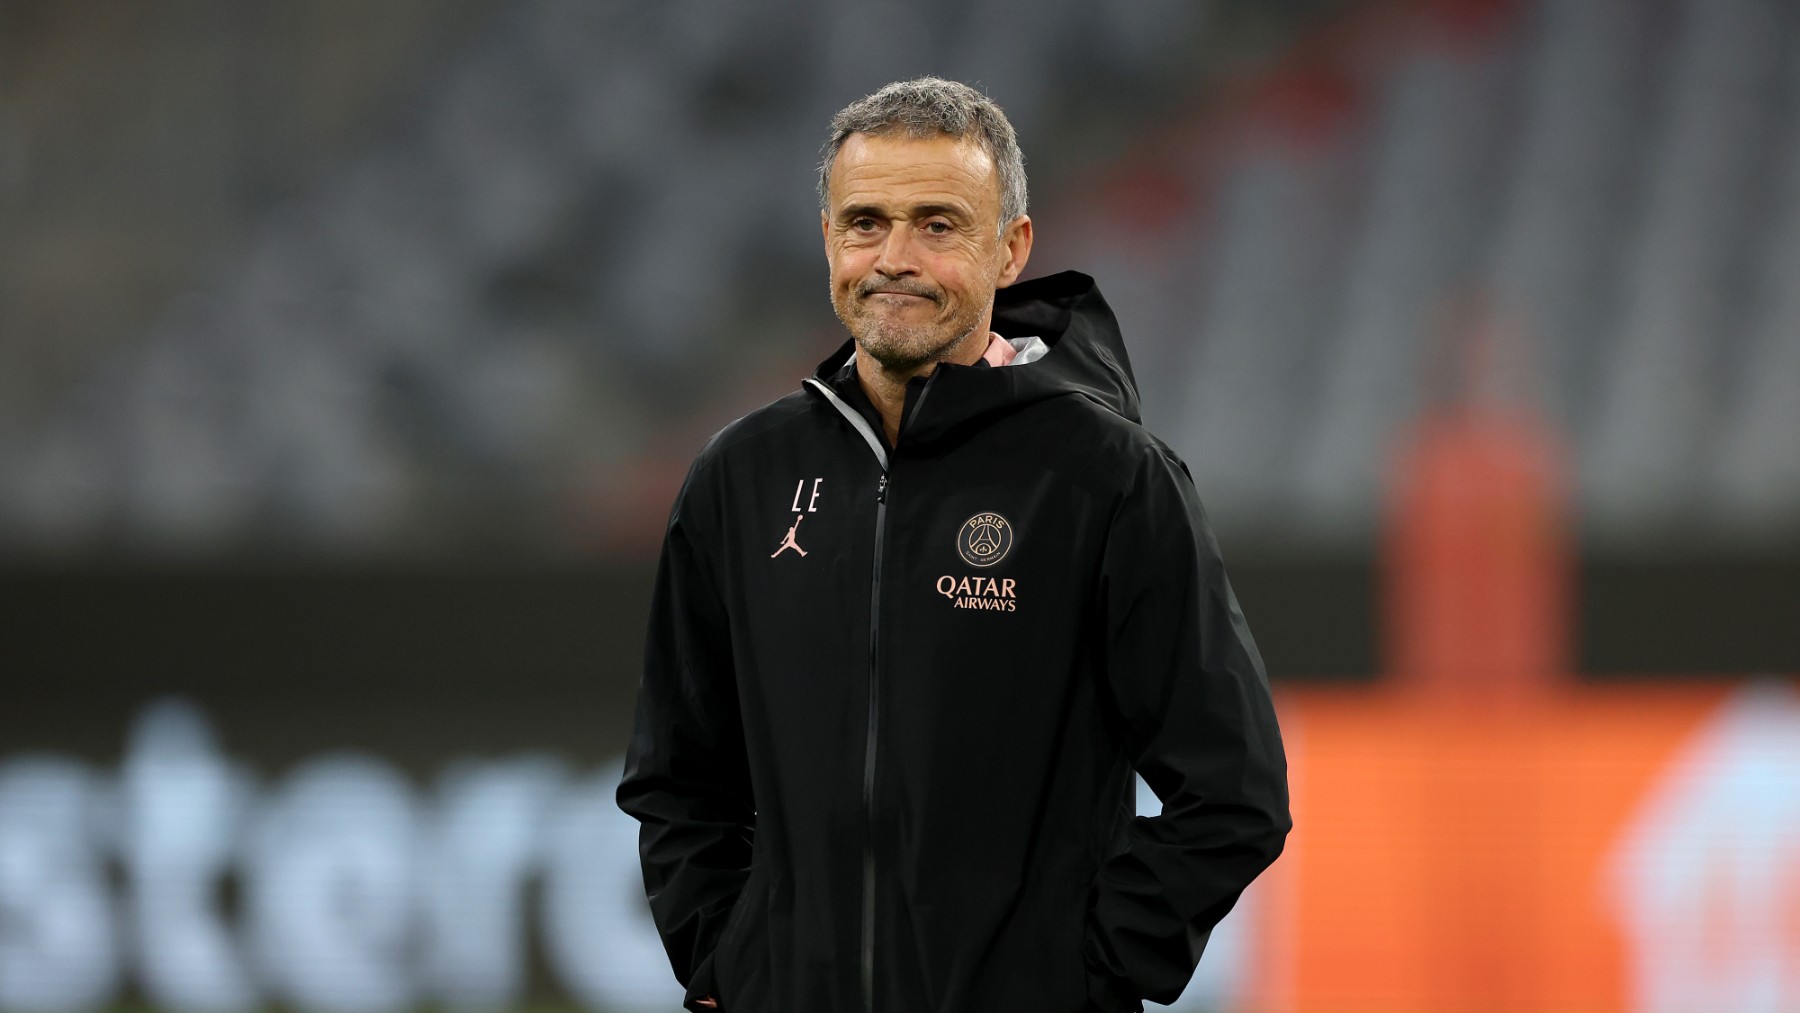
(817, 77), (1028, 237)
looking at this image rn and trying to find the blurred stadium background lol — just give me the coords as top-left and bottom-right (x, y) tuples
(2, 0), (1797, 1010)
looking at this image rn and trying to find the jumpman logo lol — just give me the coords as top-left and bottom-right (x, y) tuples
(771, 514), (808, 558)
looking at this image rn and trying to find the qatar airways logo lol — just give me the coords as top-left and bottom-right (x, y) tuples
(942, 511), (1017, 610)
(936, 574), (1018, 611)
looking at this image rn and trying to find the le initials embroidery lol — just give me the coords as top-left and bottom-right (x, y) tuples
(773, 478), (824, 558)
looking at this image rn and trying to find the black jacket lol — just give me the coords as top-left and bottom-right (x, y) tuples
(617, 271), (1289, 1013)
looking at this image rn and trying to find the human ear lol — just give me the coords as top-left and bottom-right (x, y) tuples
(996, 215), (1034, 287)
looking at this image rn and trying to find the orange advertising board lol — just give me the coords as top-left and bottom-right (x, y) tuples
(1227, 412), (1799, 1012)
(1257, 683), (1757, 1012)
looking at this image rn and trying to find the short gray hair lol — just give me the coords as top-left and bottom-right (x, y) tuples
(817, 77), (1028, 236)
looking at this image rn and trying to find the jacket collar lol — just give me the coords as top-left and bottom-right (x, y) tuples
(807, 271), (1141, 453)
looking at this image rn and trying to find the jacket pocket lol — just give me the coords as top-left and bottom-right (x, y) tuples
(712, 867), (767, 1007)
(1066, 876), (1097, 1010)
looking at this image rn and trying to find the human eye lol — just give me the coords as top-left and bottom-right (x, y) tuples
(923, 219), (953, 234)
(850, 216), (882, 233)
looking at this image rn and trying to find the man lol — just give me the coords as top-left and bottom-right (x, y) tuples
(617, 77), (1289, 1013)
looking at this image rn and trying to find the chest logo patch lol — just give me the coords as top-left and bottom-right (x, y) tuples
(956, 512), (1014, 567)
(772, 477), (824, 559)
(771, 515), (807, 558)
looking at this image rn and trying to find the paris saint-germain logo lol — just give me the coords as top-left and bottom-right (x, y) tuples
(956, 512), (1014, 567)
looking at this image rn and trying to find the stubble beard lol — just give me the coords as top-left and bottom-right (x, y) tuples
(833, 279), (989, 371)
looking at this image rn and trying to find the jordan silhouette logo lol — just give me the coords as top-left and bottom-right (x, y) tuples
(772, 515), (808, 558)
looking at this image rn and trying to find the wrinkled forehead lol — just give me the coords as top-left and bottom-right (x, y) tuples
(826, 132), (1001, 212)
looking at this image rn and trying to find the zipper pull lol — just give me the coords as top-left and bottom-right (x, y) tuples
(876, 474), (888, 503)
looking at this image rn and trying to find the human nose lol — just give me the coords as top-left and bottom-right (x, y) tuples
(872, 223), (919, 276)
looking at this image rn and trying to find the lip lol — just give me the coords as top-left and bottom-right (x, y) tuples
(865, 291), (933, 301)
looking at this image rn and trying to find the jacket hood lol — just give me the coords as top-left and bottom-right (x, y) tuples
(808, 271), (1142, 450)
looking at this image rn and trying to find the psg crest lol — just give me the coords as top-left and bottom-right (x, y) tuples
(956, 512), (1014, 567)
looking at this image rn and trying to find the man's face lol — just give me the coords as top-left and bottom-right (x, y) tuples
(822, 132), (1030, 370)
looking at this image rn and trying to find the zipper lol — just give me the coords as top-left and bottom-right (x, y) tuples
(802, 370), (934, 1013)
(801, 376), (889, 1011)
(862, 470), (888, 1013)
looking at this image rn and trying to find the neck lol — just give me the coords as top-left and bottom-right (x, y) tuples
(855, 328), (991, 447)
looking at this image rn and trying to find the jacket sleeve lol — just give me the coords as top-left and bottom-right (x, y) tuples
(1082, 443), (1291, 1013)
(615, 458), (755, 1011)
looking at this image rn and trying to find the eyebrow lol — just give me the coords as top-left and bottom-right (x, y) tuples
(837, 202), (974, 223)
